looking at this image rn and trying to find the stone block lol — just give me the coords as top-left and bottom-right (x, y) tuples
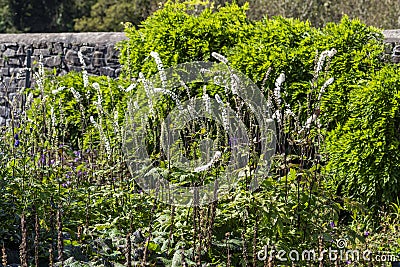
(2, 77), (10, 85)
(3, 48), (16, 57)
(10, 68), (26, 77)
(65, 50), (79, 65)
(92, 51), (105, 67)
(0, 92), (5, 104)
(393, 56), (400, 63)
(8, 93), (17, 101)
(106, 58), (119, 65)
(0, 106), (10, 117)
(95, 44), (107, 53)
(33, 41), (47, 49)
(80, 46), (95, 54)
(1, 67), (10, 76)
(44, 55), (62, 67)
(100, 66), (115, 77)
(393, 45), (400, 55)
(52, 42), (63, 54)
(7, 58), (21, 66)
(33, 48), (51, 56)
(39, 41), (48, 49)
(4, 42), (18, 49)
(106, 46), (118, 59)
(392, 45), (400, 63)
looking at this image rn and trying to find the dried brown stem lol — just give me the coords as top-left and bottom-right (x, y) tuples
(19, 213), (28, 267)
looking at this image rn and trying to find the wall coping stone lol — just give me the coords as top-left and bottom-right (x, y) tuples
(383, 30), (400, 43)
(0, 30), (397, 45)
(0, 32), (127, 45)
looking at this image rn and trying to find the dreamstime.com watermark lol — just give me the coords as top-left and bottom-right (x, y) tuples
(257, 239), (399, 263)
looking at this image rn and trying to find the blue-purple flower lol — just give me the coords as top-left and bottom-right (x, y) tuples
(229, 136), (239, 146)
(39, 154), (45, 165)
(329, 221), (335, 228)
(62, 181), (71, 188)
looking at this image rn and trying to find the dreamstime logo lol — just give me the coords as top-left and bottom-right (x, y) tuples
(336, 238), (347, 249)
(257, 239), (398, 263)
(122, 52), (276, 207)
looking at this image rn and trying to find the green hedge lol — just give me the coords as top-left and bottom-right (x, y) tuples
(227, 16), (384, 127)
(118, 1), (254, 78)
(325, 65), (400, 209)
(119, 1), (385, 126)
(118, 0), (393, 209)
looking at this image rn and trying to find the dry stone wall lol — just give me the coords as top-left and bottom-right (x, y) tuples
(0, 32), (126, 125)
(383, 29), (400, 63)
(0, 30), (400, 125)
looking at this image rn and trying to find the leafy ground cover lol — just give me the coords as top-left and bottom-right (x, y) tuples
(1, 1), (400, 266)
